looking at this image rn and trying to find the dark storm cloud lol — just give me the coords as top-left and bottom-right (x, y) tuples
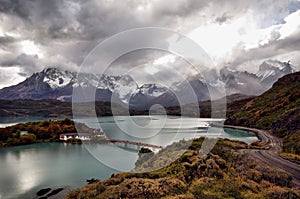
(0, 35), (16, 45)
(1, 53), (37, 67)
(0, 35), (17, 53)
(0, 0), (63, 23)
(2, 0), (155, 41)
(107, 50), (168, 73)
(0, 0), (33, 19)
(0, 0), (167, 73)
(0, 0), (254, 44)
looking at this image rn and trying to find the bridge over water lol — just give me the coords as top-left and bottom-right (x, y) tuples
(107, 138), (164, 151)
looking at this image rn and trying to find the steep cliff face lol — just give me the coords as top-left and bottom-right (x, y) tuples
(257, 60), (295, 89)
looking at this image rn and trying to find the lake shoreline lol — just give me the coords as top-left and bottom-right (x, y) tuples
(0, 121), (261, 198)
(223, 125), (269, 143)
(0, 126), (261, 149)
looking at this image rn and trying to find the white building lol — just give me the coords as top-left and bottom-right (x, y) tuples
(59, 133), (92, 141)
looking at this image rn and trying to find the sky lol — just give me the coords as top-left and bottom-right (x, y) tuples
(0, 0), (300, 88)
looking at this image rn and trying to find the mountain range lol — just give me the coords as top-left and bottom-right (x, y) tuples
(1, 69), (299, 155)
(219, 60), (295, 95)
(0, 60), (296, 110)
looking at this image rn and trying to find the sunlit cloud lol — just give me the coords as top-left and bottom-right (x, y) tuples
(279, 9), (300, 39)
(21, 40), (43, 58)
(187, 8), (300, 69)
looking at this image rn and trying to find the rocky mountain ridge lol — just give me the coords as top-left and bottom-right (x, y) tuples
(0, 60), (296, 110)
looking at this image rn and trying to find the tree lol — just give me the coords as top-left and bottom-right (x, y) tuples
(0, 128), (12, 142)
(14, 130), (20, 139)
(49, 124), (62, 136)
(139, 147), (153, 154)
(36, 127), (51, 140)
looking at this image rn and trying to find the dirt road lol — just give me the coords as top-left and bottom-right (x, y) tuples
(224, 125), (300, 188)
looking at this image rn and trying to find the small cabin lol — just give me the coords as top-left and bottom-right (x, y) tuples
(59, 133), (92, 141)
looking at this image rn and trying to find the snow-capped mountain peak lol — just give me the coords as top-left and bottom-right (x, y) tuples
(0, 59), (297, 109)
(263, 60), (291, 70)
(257, 60), (295, 86)
(0, 67), (140, 103)
(42, 67), (73, 89)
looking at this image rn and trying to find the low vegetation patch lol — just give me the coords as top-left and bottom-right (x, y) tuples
(66, 138), (300, 199)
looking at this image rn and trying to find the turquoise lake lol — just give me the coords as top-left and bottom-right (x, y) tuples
(0, 116), (258, 198)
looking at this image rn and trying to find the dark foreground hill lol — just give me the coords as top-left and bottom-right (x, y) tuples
(65, 138), (300, 198)
(226, 72), (300, 154)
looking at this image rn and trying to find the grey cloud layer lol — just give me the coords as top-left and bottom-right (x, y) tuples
(0, 0), (299, 80)
(231, 30), (300, 68)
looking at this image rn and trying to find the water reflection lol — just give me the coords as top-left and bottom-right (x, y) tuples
(0, 143), (118, 199)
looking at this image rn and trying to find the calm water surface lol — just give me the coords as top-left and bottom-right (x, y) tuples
(0, 116), (258, 198)
(0, 143), (121, 199)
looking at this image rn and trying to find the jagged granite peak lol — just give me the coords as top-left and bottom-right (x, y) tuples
(139, 84), (168, 97)
(0, 59), (297, 109)
(128, 83), (173, 110)
(259, 60), (294, 71)
(0, 67), (139, 103)
(257, 60), (296, 88)
(219, 67), (264, 96)
(218, 60), (296, 96)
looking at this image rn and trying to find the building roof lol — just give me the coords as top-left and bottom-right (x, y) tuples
(60, 133), (92, 136)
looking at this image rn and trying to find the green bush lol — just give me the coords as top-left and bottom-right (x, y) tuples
(139, 147), (153, 154)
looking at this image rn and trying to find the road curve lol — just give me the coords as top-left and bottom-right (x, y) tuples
(224, 125), (300, 188)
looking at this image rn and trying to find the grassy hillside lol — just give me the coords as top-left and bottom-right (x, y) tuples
(226, 72), (300, 154)
(66, 138), (299, 199)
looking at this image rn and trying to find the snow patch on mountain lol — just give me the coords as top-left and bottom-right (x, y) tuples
(44, 76), (72, 88)
(265, 60), (286, 70)
(111, 75), (139, 103)
(257, 69), (276, 81)
(57, 95), (72, 101)
(41, 68), (73, 88)
(139, 84), (168, 97)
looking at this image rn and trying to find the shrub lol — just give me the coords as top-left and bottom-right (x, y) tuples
(20, 133), (36, 144)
